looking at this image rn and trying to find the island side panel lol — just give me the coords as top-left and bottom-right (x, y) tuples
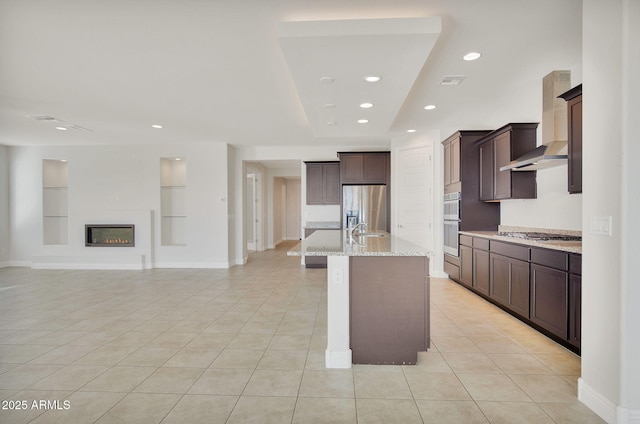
(325, 255), (353, 368)
(349, 256), (430, 365)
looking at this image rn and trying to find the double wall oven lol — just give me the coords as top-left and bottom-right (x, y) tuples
(443, 192), (461, 256)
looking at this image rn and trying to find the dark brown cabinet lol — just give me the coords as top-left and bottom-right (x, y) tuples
(478, 139), (494, 201)
(473, 247), (490, 296)
(489, 240), (529, 318)
(489, 252), (530, 318)
(450, 234), (581, 354)
(305, 162), (340, 205)
(338, 152), (389, 185)
(559, 84), (582, 194)
(530, 264), (568, 338)
(459, 235), (473, 287)
(530, 247), (570, 340)
(478, 123), (538, 201)
(443, 136), (461, 191)
(568, 254), (582, 348)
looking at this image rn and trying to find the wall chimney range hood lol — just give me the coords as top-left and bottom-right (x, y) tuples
(501, 71), (570, 172)
(500, 139), (568, 171)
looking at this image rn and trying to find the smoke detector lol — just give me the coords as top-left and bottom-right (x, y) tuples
(440, 75), (466, 86)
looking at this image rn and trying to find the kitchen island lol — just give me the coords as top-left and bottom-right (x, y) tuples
(288, 230), (432, 368)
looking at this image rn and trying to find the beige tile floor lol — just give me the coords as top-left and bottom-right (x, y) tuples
(0, 242), (604, 423)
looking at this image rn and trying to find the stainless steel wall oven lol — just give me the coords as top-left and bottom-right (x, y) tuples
(443, 192), (461, 256)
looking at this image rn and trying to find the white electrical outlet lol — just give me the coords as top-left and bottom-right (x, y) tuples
(333, 268), (343, 285)
(590, 216), (612, 236)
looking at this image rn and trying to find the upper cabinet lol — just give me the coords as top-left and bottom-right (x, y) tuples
(478, 123), (538, 201)
(559, 84), (582, 194)
(305, 161), (340, 205)
(338, 152), (390, 185)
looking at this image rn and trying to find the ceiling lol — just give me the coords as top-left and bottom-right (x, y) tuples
(0, 0), (582, 151)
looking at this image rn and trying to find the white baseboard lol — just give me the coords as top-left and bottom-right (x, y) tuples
(431, 270), (449, 279)
(153, 261), (230, 269)
(0, 261), (9, 269)
(578, 378), (640, 424)
(32, 254), (145, 270)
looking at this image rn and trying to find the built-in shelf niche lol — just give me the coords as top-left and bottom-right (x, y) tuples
(160, 157), (187, 246)
(43, 159), (68, 245)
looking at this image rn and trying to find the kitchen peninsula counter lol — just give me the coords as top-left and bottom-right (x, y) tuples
(289, 230), (432, 368)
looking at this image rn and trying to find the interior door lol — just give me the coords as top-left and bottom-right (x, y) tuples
(396, 145), (432, 250)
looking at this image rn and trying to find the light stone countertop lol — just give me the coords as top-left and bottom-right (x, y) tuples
(459, 229), (582, 254)
(304, 221), (341, 229)
(288, 229), (432, 257)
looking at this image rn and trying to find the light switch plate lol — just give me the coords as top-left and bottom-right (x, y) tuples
(590, 216), (612, 236)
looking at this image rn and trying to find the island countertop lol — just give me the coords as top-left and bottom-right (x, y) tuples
(288, 229), (432, 257)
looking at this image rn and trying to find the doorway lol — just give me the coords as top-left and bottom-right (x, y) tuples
(395, 144), (433, 250)
(246, 172), (258, 251)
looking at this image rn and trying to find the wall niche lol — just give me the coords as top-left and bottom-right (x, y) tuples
(42, 159), (68, 245)
(160, 158), (187, 246)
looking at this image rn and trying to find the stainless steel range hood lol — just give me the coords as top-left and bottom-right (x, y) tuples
(500, 139), (568, 171)
(501, 71), (570, 172)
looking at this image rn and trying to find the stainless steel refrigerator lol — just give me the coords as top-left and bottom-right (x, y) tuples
(342, 185), (388, 232)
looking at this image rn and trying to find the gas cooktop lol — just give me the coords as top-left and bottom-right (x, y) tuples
(498, 232), (582, 241)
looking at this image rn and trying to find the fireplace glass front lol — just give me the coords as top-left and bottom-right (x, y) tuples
(85, 225), (135, 247)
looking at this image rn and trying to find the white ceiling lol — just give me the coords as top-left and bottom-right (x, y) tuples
(0, 0), (582, 150)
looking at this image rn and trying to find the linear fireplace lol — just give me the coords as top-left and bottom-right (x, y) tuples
(85, 224), (135, 247)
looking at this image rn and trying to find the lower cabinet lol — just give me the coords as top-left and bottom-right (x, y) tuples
(459, 244), (473, 287)
(490, 253), (530, 318)
(530, 264), (568, 338)
(568, 253), (582, 349)
(473, 249), (490, 296)
(446, 234), (581, 354)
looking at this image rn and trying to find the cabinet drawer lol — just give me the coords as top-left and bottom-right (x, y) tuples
(444, 253), (460, 267)
(444, 261), (460, 280)
(460, 234), (473, 247)
(531, 247), (568, 271)
(490, 240), (529, 261)
(569, 254), (582, 275)
(473, 237), (490, 251)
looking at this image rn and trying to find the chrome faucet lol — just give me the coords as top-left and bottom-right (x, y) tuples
(349, 222), (368, 239)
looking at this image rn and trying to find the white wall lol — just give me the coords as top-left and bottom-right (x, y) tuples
(500, 165), (583, 231)
(285, 179), (301, 240)
(8, 143), (230, 269)
(0, 146), (9, 266)
(579, 1), (640, 423)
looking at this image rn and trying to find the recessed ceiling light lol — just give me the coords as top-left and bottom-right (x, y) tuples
(357, 119), (369, 124)
(152, 124), (163, 129)
(463, 52), (482, 61)
(55, 126), (68, 131)
(360, 102), (374, 109)
(424, 104), (436, 110)
(175, 158), (182, 161)
(319, 76), (334, 84)
(60, 159), (68, 162)
(406, 129), (416, 133)
(363, 75), (381, 83)
(323, 103), (336, 109)
(327, 121), (337, 126)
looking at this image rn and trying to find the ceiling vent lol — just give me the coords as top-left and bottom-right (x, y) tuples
(439, 75), (466, 86)
(28, 115), (62, 122)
